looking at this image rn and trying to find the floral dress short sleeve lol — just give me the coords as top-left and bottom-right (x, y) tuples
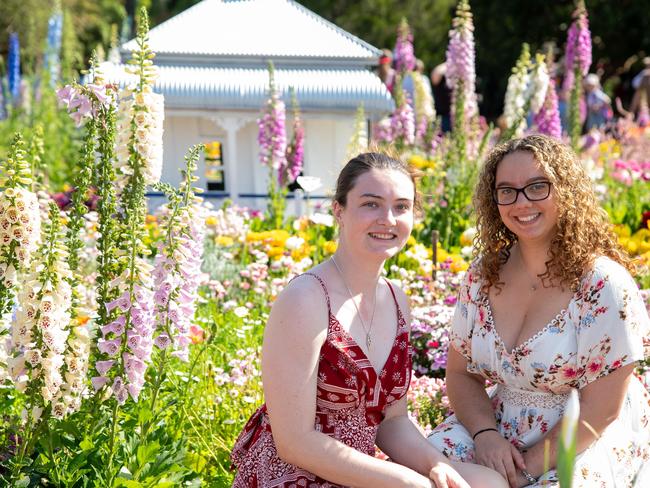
(575, 259), (649, 389)
(428, 256), (650, 487)
(449, 262), (483, 364)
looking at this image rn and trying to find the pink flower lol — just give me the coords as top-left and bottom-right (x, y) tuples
(95, 360), (115, 376)
(560, 363), (579, 380)
(91, 376), (109, 391)
(97, 338), (122, 356)
(586, 356), (605, 376)
(105, 291), (132, 313)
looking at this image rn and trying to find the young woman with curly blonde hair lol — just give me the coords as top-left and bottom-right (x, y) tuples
(427, 134), (650, 487)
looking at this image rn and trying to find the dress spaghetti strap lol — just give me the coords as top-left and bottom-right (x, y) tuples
(383, 278), (402, 318)
(300, 272), (333, 321)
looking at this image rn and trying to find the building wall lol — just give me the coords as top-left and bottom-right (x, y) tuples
(157, 111), (359, 212)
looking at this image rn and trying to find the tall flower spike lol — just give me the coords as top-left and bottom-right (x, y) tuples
(44, 2), (64, 87)
(258, 62), (287, 171)
(528, 53), (550, 115)
(152, 146), (206, 362)
(11, 203), (72, 419)
(534, 80), (562, 139)
(94, 8), (161, 405)
(562, 0), (592, 96)
(446, 0), (478, 120)
(282, 88), (304, 186)
(391, 81), (416, 148)
(7, 33), (21, 103)
(414, 70), (436, 144)
(503, 43), (532, 137)
(347, 104), (368, 160)
(394, 18), (416, 73)
(115, 8), (164, 188)
(0, 134), (41, 290)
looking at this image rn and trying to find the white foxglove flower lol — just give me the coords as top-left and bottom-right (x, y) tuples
(503, 45), (532, 137)
(528, 54), (550, 115)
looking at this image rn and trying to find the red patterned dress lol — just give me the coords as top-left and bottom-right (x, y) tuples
(231, 273), (412, 487)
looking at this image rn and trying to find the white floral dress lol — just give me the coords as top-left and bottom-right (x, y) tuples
(427, 257), (650, 487)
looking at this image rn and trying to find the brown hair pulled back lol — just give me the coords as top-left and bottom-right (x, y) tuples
(334, 150), (422, 211)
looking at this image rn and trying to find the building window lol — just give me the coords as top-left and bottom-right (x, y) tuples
(204, 141), (225, 191)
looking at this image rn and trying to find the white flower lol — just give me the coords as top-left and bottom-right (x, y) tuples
(285, 235), (305, 250)
(527, 54), (550, 114)
(296, 176), (322, 193)
(309, 213), (334, 227)
(233, 306), (249, 318)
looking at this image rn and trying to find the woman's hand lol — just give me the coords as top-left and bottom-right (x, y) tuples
(428, 461), (471, 488)
(473, 431), (525, 488)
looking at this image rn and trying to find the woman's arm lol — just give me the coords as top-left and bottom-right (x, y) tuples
(262, 277), (434, 488)
(446, 348), (526, 487)
(518, 363), (635, 485)
(376, 286), (506, 488)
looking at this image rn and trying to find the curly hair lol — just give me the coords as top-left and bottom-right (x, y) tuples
(474, 134), (632, 292)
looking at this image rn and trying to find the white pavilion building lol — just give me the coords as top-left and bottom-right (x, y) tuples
(102, 0), (393, 209)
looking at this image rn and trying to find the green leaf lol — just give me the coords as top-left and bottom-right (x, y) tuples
(113, 479), (143, 488)
(80, 436), (94, 451)
(136, 441), (161, 466)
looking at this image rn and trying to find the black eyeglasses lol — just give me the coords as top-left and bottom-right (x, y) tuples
(493, 181), (552, 205)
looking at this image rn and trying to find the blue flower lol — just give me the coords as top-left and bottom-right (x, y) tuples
(7, 33), (20, 102)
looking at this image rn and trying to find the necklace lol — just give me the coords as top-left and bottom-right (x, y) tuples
(516, 246), (541, 292)
(330, 256), (377, 350)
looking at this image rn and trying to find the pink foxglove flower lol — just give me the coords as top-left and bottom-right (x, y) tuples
(282, 93), (304, 186)
(258, 66), (287, 171)
(534, 81), (562, 139)
(153, 203), (206, 362)
(445, 0), (478, 119)
(391, 90), (416, 146)
(562, 1), (592, 95)
(394, 18), (416, 73)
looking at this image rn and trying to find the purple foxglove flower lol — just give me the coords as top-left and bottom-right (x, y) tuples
(534, 81), (562, 139)
(105, 291), (132, 313)
(95, 360), (115, 376)
(258, 66), (287, 171)
(394, 18), (416, 73)
(154, 334), (171, 349)
(445, 0), (478, 118)
(98, 338), (121, 356)
(564, 3), (592, 78)
(91, 376), (109, 391)
(283, 113), (304, 186)
(391, 90), (415, 146)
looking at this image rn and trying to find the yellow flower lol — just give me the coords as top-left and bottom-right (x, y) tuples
(323, 241), (338, 255)
(449, 256), (469, 273)
(436, 247), (449, 263)
(215, 236), (234, 247)
(205, 216), (217, 226)
(267, 246), (285, 259)
(146, 214), (157, 224)
(627, 240), (638, 255)
(406, 235), (417, 247)
(460, 227), (477, 247)
(613, 224), (631, 238)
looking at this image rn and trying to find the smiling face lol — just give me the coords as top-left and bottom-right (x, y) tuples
(495, 150), (558, 247)
(333, 168), (414, 261)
